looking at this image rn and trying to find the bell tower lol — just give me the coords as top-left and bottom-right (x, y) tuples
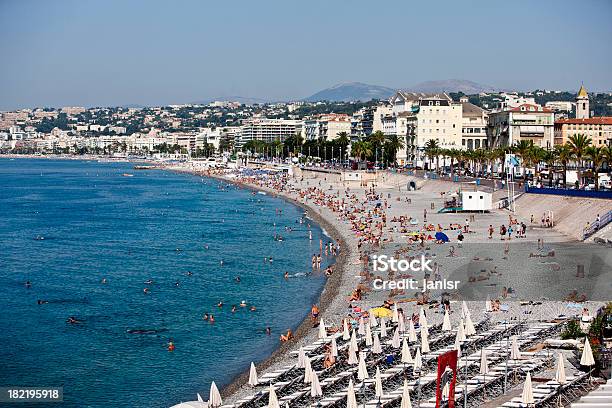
(576, 84), (589, 119)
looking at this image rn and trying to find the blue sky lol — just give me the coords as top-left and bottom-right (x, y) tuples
(1, 0), (611, 109)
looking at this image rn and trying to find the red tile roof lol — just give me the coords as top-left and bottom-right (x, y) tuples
(556, 117), (612, 125)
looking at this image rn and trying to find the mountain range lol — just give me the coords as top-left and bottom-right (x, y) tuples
(302, 79), (500, 102)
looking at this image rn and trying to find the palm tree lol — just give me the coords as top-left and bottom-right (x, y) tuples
(384, 134), (405, 167)
(513, 140), (535, 178)
(424, 139), (439, 172)
(540, 149), (557, 187)
(336, 131), (350, 165)
(585, 146), (606, 190)
(351, 140), (372, 162)
(368, 131), (386, 165)
(567, 134), (592, 187)
(554, 144), (573, 188)
(447, 148), (460, 178)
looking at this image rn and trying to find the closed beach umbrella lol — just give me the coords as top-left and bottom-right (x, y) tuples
(330, 337), (338, 358)
(346, 379), (358, 408)
(510, 335), (521, 360)
(392, 304), (399, 323)
(461, 301), (470, 319)
(408, 320), (418, 343)
(398, 313), (406, 333)
(375, 367), (384, 397)
(318, 318), (327, 339)
(348, 344), (358, 365)
(580, 337), (595, 367)
(413, 348), (422, 375)
(365, 324), (373, 346)
(480, 349), (489, 375)
(454, 337), (462, 357)
(554, 352), (566, 384)
(343, 319), (350, 340)
(208, 382), (222, 408)
(310, 370), (322, 397)
(442, 310), (452, 331)
(392, 328), (401, 349)
(380, 318), (388, 338)
(357, 352), (369, 380)
(370, 315), (378, 328)
(420, 326), (430, 354)
(358, 317), (366, 335)
(304, 356), (313, 383)
(464, 313), (476, 337)
(442, 382), (450, 400)
(197, 393), (204, 402)
(249, 362), (258, 386)
(297, 346), (306, 368)
(401, 379), (412, 408)
(401, 338), (413, 363)
(521, 372), (534, 405)
(268, 384), (279, 408)
(485, 296), (492, 312)
(419, 308), (428, 330)
(350, 330), (358, 352)
(456, 319), (466, 342)
(372, 332), (383, 354)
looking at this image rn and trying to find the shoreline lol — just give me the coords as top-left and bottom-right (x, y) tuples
(171, 167), (355, 400)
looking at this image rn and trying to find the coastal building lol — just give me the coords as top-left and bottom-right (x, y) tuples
(576, 84), (590, 119)
(554, 117), (612, 146)
(350, 107), (374, 138)
(372, 105), (393, 133)
(545, 101), (573, 113)
(238, 118), (302, 147)
(459, 96), (488, 150)
(304, 114), (351, 141)
(487, 103), (555, 149)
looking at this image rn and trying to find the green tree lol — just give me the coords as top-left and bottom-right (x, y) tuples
(568, 134), (592, 187)
(585, 145), (606, 190)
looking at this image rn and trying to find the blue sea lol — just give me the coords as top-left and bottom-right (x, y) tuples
(0, 158), (334, 407)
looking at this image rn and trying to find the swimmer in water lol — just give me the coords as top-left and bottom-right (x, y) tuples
(174, 281), (180, 287)
(231, 305), (237, 313)
(186, 271), (193, 276)
(266, 327), (271, 335)
(202, 313), (209, 321)
(250, 306), (256, 311)
(240, 300), (247, 307)
(220, 260), (224, 266)
(101, 278), (107, 284)
(284, 271), (289, 279)
(143, 288), (149, 294)
(25, 281), (32, 288)
(37, 299), (48, 305)
(217, 301), (224, 307)
(209, 315), (215, 323)
(234, 276), (241, 283)
(66, 316), (81, 324)
(144, 279), (154, 285)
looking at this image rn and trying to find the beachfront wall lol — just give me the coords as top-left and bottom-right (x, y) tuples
(524, 186), (612, 199)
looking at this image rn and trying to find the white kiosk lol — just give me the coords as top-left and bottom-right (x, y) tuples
(461, 191), (492, 212)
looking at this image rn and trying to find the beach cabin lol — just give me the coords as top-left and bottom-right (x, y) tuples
(461, 191), (492, 212)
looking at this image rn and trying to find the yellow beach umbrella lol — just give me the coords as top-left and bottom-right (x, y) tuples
(370, 307), (393, 318)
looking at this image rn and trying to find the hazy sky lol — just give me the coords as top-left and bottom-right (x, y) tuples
(1, 0), (611, 109)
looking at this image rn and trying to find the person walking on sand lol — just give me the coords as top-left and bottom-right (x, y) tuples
(488, 224), (494, 239)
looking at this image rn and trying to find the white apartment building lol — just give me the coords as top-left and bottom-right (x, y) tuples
(304, 114), (351, 141)
(372, 105), (393, 133)
(459, 96), (488, 150)
(487, 103), (555, 149)
(238, 118), (302, 147)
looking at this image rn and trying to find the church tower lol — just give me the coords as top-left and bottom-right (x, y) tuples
(576, 84), (589, 119)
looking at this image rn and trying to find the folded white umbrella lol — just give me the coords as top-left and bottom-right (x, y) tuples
(268, 384), (279, 408)
(208, 382), (222, 408)
(365, 324), (373, 346)
(318, 318), (327, 339)
(456, 319), (466, 343)
(375, 366), (384, 397)
(372, 332), (383, 354)
(342, 319), (350, 340)
(521, 372), (534, 405)
(398, 313), (406, 333)
(369, 315), (378, 328)
(461, 301), (470, 319)
(350, 330), (358, 351)
(485, 295), (492, 312)
(380, 318), (388, 338)
(510, 335), (521, 360)
(400, 379), (412, 408)
(197, 393), (204, 402)
(412, 348), (422, 375)
(348, 343), (358, 365)
(346, 379), (358, 408)
(554, 352), (566, 384)
(419, 308), (428, 330)
(420, 325), (430, 354)
(401, 338), (413, 363)
(310, 370), (322, 397)
(454, 337), (462, 357)
(580, 337), (595, 367)
(358, 317), (366, 335)
(392, 304), (399, 322)
(464, 313), (476, 337)
(297, 346), (306, 368)
(479, 348), (489, 375)
(304, 356), (313, 383)
(249, 362), (258, 386)
(357, 351), (369, 380)
(330, 336), (338, 358)
(442, 310), (452, 331)
(408, 320), (417, 342)
(391, 328), (401, 349)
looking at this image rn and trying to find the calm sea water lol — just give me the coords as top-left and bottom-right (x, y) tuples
(0, 158), (334, 407)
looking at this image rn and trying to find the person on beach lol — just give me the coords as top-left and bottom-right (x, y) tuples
(311, 304), (320, 321)
(280, 329), (293, 342)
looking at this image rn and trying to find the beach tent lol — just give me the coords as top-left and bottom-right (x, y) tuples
(401, 338), (413, 363)
(248, 362), (258, 386)
(208, 382), (222, 408)
(370, 307), (393, 318)
(401, 379), (413, 408)
(347, 379), (358, 408)
(268, 385), (279, 408)
(435, 232), (450, 242)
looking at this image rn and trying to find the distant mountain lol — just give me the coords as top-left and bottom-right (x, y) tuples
(192, 95), (269, 105)
(406, 79), (499, 94)
(303, 82), (396, 102)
